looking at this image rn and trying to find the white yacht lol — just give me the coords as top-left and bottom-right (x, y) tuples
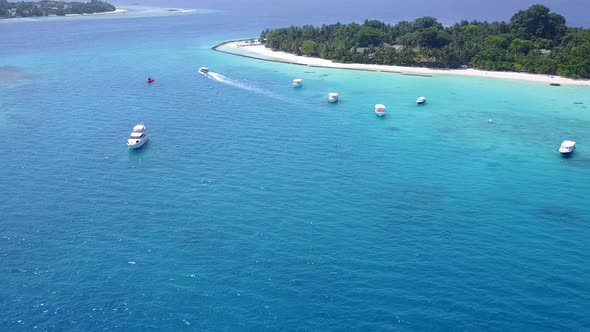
(292, 78), (303, 88)
(374, 104), (386, 117)
(328, 92), (339, 103)
(558, 140), (576, 156)
(198, 67), (209, 76)
(127, 124), (149, 149)
(416, 96), (427, 104)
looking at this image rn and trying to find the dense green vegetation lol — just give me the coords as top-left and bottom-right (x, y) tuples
(0, 0), (115, 18)
(260, 5), (590, 79)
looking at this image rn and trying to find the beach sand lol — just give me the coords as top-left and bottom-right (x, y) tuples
(217, 41), (590, 87)
(65, 8), (128, 17)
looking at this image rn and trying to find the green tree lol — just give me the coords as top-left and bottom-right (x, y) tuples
(301, 40), (318, 56)
(510, 4), (566, 42)
(414, 16), (443, 30)
(419, 27), (450, 48)
(355, 26), (384, 47)
(484, 35), (510, 49)
(509, 38), (535, 54)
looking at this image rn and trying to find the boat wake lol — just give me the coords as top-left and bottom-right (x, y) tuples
(207, 72), (286, 101)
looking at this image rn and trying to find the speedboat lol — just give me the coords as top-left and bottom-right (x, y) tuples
(292, 78), (303, 88)
(127, 124), (149, 149)
(374, 104), (386, 117)
(558, 140), (576, 156)
(416, 96), (426, 104)
(147, 77), (155, 84)
(328, 92), (339, 103)
(198, 67), (209, 76)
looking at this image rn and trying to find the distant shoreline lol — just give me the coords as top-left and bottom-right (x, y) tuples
(213, 39), (590, 87)
(0, 6), (201, 22)
(65, 8), (128, 17)
(0, 8), (128, 20)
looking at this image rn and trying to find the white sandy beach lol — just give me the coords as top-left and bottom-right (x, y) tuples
(65, 8), (128, 17)
(219, 41), (590, 87)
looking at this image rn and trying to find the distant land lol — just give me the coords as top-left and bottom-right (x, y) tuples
(260, 5), (590, 79)
(0, 0), (116, 18)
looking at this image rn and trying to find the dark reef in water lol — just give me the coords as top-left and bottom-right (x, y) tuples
(536, 206), (583, 223)
(0, 66), (35, 86)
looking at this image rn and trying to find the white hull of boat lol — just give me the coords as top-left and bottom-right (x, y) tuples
(374, 104), (386, 117)
(328, 98), (338, 103)
(558, 140), (576, 156)
(559, 148), (575, 156)
(128, 136), (149, 149)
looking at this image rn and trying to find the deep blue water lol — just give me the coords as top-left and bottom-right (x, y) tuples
(126, 0), (590, 27)
(1, 2), (590, 331)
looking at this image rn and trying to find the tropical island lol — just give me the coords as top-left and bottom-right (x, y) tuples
(0, 0), (116, 18)
(256, 5), (590, 79)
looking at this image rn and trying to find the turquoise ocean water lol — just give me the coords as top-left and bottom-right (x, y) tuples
(1, 5), (590, 331)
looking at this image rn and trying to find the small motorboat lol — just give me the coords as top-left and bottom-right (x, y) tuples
(292, 78), (303, 88)
(127, 124), (149, 149)
(147, 78), (155, 84)
(328, 92), (339, 103)
(198, 67), (209, 75)
(550, 83), (561, 86)
(374, 104), (386, 117)
(416, 96), (427, 104)
(558, 140), (576, 156)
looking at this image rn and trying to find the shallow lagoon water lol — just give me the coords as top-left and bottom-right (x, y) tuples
(1, 5), (590, 331)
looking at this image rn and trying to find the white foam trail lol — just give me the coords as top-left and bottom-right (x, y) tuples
(207, 72), (287, 101)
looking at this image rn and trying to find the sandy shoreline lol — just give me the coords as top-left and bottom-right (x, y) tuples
(65, 8), (128, 17)
(215, 40), (590, 87)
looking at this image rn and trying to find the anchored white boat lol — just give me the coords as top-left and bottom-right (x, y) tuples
(198, 67), (209, 76)
(374, 104), (386, 117)
(328, 92), (339, 103)
(558, 140), (576, 156)
(416, 96), (427, 104)
(127, 124), (149, 149)
(292, 78), (303, 88)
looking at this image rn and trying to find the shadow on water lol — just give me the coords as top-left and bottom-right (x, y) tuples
(486, 161), (502, 168)
(307, 93), (325, 100)
(559, 154), (590, 168)
(535, 206), (584, 224)
(437, 127), (457, 134)
(0, 66), (36, 87)
(483, 145), (498, 152)
(387, 126), (402, 132)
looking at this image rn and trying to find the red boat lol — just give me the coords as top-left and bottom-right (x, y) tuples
(147, 78), (155, 84)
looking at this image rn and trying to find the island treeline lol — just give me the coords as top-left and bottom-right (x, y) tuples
(260, 5), (590, 79)
(0, 0), (115, 18)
